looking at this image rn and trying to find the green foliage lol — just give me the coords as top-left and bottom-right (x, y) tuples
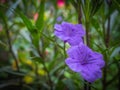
(0, 0), (120, 90)
(36, 0), (45, 31)
(17, 11), (35, 32)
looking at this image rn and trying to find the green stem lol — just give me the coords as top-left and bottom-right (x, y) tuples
(5, 28), (20, 72)
(4, 17), (22, 88)
(85, 21), (91, 90)
(78, 4), (82, 24)
(77, 3), (91, 90)
(38, 49), (53, 90)
(102, 1), (111, 90)
(84, 80), (88, 90)
(63, 42), (67, 58)
(118, 62), (120, 90)
(85, 21), (90, 47)
(88, 82), (91, 90)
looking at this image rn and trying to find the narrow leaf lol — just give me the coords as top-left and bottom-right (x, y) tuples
(17, 11), (35, 32)
(36, 0), (45, 31)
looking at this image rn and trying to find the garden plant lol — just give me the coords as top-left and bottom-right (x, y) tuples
(0, 0), (120, 90)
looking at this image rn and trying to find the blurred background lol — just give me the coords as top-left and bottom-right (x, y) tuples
(0, 0), (120, 90)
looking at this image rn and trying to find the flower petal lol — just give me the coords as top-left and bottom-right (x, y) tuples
(65, 58), (83, 72)
(54, 24), (62, 31)
(74, 24), (85, 36)
(80, 64), (102, 83)
(67, 43), (90, 62)
(87, 51), (105, 68)
(54, 22), (85, 45)
(68, 35), (83, 46)
(54, 30), (69, 41)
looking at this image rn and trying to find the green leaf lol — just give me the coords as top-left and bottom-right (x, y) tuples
(114, 55), (120, 61)
(0, 67), (26, 76)
(113, 0), (120, 12)
(91, 0), (103, 16)
(31, 57), (44, 64)
(17, 11), (35, 32)
(50, 62), (65, 75)
(32, 33), (40, 48)
(16, 10), (40, 47)
(35, 0), (45, 31)
(0, 9), (7, 26)
(48, 55), (58, 71)
(63, 79), (76, 90)
(0, 40), (7, 48)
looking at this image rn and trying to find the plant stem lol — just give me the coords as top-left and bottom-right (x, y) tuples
(102, 1), (111, 90)
(85, 21), (91, 90)
(38, 50), (53, 90)
(102, 66), (107, 90)
(5, 28), (20, 72)
(63, 42), (67, 58)
(105, 12), (110, 48)
(84, 80), (88, 90)
(78, 5), (82, 24)
(85, 21), (90, 47)
(78, 3), (91, 90)
(77, 4), (87, 90)
(118, 61), (120, 90)
(88, 83), (91, 90)
(5, 25), (23, 88)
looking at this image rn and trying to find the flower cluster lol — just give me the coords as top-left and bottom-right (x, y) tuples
(54, 22), (105, 83)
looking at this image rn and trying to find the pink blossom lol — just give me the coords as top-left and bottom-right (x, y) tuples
(57, 0), (65, 8)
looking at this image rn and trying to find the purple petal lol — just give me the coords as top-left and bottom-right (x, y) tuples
(54, 24), (62, 31)
(54, 22), (85, 45)
(54, 24), (69, 41)
(54, 30), (69, 41)
(87, 51), (105, 68)
(65, 58), (83, 72)
(80, 64), (102, 83)
(61, 22), (74, 37)
(68, 35), (83, 46)
(67, 43), (90, 63)
(74, 24), (85, 36)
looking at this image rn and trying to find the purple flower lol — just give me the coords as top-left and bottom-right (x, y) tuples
(56, 16), (62, 22)
(65, 43), (105, 83)
(54, 22), (85, 46)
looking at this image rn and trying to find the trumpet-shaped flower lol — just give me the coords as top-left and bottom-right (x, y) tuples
(54, 22), (85, 46)
(65, 43), (105, 82)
